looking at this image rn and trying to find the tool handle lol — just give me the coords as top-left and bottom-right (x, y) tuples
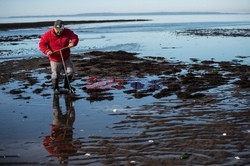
(52, 46), (69, 53)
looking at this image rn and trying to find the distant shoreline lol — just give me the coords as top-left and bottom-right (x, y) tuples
(0, 19), (151, 30)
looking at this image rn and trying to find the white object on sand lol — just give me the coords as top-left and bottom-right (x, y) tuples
(235, 156), (240, 160)
(85, 153), (91, 156)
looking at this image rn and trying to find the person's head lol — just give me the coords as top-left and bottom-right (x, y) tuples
(54, 20), (64, 36)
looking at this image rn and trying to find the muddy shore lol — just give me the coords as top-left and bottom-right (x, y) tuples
(1, 50), (250, 100)
(0, 19), (150, 30)
(1, 50), (250, 165)
(176, 28), (250, 37)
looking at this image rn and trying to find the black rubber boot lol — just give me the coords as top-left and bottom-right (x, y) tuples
(64, 75), (75, 92)
(52, 78), (59, 93)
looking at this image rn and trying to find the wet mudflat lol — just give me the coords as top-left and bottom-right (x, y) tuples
(176, 28), (250, 37)
(0, 19), (150, 30)
(0, 48), (250, 165)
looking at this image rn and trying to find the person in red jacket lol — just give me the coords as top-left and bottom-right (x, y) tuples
(39, 20), (79, 92)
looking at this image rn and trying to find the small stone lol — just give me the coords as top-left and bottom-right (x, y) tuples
(85, 153), (91, 156)
(180, 153), (192, 159)
(235, 156), (240, 160)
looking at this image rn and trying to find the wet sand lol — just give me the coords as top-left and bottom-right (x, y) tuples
(0, 49), (250, 165)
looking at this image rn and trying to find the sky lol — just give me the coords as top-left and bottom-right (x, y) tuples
(0, 0), (250, 17)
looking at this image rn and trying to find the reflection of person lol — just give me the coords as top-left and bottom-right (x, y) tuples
(39, 20), (79, 92)
(43, 94), (80, 165)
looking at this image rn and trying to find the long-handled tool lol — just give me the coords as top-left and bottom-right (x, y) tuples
(52, 46), (70, 53)
(59, 50), (75, 93)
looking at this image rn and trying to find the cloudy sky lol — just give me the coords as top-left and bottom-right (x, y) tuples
(0, 0), (250, 17)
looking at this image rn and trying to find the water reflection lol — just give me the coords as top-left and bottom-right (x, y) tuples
(43, 94), (80, 165)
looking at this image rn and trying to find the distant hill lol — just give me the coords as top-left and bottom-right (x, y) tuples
(9, 12), (239, 18)
(74, 12), (234, 16)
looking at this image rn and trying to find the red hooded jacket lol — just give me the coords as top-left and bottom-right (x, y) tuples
(39, 28), (79, 62)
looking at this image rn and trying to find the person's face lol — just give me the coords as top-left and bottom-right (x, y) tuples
(54, 27), (64, 36)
